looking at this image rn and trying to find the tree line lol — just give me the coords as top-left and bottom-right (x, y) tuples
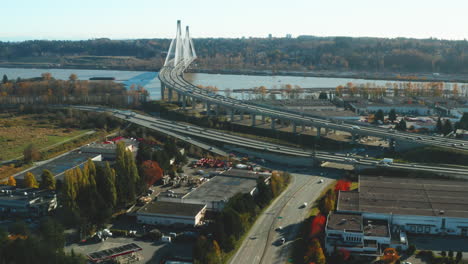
(194, 171), (290, 264)
(0, 218), (87, 264)
(0, 73), (148, 107)
(2, 37), (468, 73)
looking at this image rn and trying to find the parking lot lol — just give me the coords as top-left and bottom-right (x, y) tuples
(65, 235), (192, 263)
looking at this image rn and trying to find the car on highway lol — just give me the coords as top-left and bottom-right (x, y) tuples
(276, 226), (282, 231)
(280, 237), (286, 245)
(318, 179), (324, 183)
(302, 202), (308, 208)
(417, 136), (423, 140)
(351, 125), (360, 130)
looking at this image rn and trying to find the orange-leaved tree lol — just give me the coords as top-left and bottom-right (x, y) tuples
(141, 160), (163, 186)
(381, 248), (400, 264)
(310, 213), (326, 238)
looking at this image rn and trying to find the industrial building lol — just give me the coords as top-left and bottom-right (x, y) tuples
(0, 186), (57, 217)
(157, 169), (270, 211)
(181, 169), (269, 211)
(81, 137), (138, 160)
(136, 201), (206, 227)
(325, 175), (468, 256)
(16, 152), (102, 181)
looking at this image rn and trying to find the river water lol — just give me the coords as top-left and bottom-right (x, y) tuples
(1, 67), (466, 100)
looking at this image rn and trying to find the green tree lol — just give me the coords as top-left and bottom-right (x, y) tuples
(448, 250), (454, 259)
(24, 172), (39, 188)
(318, 92), (328, 100)
(96, 162), (117, 208)
(255, 176), (273, 208)
(2, 74), (7, 84)
(38, 217), (65, 251)
(40, 169), (56, 190)
(396, 119), (407, 131)
(374, 109), (385, 123)
(436, 117), (443, 133)
(458, 112), (468, 130)
(456, 251), (463, 263)
(23, 144), (40, 163)
(389, 109), (397, 123)
(442, 119), (453, 135)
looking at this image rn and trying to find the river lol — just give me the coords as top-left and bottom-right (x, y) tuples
(1, 67), (466, 100)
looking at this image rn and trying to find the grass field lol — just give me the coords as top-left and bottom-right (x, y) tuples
(0, 114), (90, 161)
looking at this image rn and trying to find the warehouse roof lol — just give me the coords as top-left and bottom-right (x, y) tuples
(138, 201), (205, 217)
(327, 212), (389, 237)
(338, 175), (468, 218)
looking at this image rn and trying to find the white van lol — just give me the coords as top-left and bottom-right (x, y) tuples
(161, 236), (172, 243)
(351, 126), (361, 130)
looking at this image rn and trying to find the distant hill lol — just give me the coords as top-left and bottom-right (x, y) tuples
(1, 37), (467, 74)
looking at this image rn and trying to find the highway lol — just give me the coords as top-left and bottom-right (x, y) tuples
(229, 170), (337, 264)
(69, 105), (468, 177)
(158, 64), (468, 152)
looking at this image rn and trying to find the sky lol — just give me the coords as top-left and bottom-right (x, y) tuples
(1, 0), (468, 41)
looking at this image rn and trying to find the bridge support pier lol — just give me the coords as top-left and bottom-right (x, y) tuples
(351, 133), (357, 143)
(316, 127), (321, 138)
(251, 114), (256, 126)
(177, 92), (182, 103)
(292, 123), (297, 134)
(168, 88), (173, 102)
(161, 83), (166, 101)
(192, 98), (196, 109)
(262, 115), (266, 124)
(271, 118), (276, 130)
(206, 102), (211, 116)
(182, 94), (186, 111)
(215, 104), (220, 116)
(230, 110), (234, 121)
(240, 112), (244, 121)
(302, 124), (305, 133)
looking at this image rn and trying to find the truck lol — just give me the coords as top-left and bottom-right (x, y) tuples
(380, 158), (393, 165)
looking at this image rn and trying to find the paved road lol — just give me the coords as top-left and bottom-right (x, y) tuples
(229, 169), (338, 264)
(66, 105), (468, 177)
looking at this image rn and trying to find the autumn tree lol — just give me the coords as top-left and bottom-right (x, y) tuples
(310, 213), (326, 238)
(141, 160), (164, 186)
(211, 240), (222, 263)
(24, 172), (39, 188)
(23, 144), (40, 163)
(335, 180), (351, 192)
(41, 72), (52, 81)
(7, 176), (16, 186)
(304, 238), (326, 264)
(69, 74), (78, 82)
(381, 248), (400, 264)
(40, 169), (56, 190)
